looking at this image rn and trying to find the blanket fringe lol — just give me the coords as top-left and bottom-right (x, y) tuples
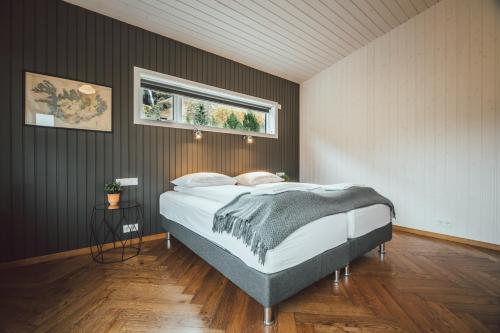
(213, 215), (269, 264)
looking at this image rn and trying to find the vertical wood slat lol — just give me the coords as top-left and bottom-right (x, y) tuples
(1, 0), (299, 262)
(135, 27), (144, 236)
(76, 6), (87, 249)
(156, 36), (164, 232)
(56, 0), (68, 253)
(85, 10), (96, 251)
(0, 0), (12, 262)
(66, 3), (78, 251)
(35, 0), (48, 255)
(128, 26), (137, 210)
(22, 0), (34, 259)
(47, 0), (58, 253)
(149, 33), (158, 233)
(94, 12), (104, 210)
(480, 0), (496, 244)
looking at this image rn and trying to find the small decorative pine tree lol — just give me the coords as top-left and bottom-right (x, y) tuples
(193, 103), (209, 126)
(224, 112), (242, 129)
(242, 112), (260, 132)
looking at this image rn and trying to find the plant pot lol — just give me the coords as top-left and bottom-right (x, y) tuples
(107, 193), (120, 208)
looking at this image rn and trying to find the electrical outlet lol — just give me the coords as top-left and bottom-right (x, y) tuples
(123, 224), (139, 233)
(116, 178), (138, 186)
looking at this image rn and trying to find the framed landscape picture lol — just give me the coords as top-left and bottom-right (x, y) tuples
(24, 72), (112, 132)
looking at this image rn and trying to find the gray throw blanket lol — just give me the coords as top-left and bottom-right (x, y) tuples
(213, 187), (395, 264)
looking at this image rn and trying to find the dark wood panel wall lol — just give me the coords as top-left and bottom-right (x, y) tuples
(0, 0), (299, 262)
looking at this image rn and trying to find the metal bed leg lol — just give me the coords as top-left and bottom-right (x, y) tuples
(344, 264), (351, 277)
(263, 306), (274, 325)
(333, 269), (340, 284)
(378, 243), (386, 255)
(165, 232), (171, 249)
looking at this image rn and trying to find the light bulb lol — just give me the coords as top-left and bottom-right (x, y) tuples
(194, 129), (202, 140)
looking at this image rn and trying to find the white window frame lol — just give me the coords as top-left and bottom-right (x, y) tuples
(133, 67), (280, 139)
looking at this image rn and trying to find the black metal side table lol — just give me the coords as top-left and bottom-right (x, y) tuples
(90, 201), (144, 263)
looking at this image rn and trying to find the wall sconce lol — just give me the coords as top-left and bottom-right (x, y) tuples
(243, 135), (254, 144)
(194, 128), (202, 140)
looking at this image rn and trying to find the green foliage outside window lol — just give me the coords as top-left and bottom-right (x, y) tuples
(142, 89), (173, 121)
(223, 112), (242, 129)
(152, 93), (265, 133)
(193, 103), (209, 126)
(242, 112), (260, 132)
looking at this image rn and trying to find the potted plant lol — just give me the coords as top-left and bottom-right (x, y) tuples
(104, 181), (122, 208)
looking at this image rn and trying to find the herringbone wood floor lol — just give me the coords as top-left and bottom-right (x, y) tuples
(0, 230), (499, 333)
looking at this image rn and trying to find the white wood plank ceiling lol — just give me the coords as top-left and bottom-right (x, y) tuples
(65, 0), (440, 83)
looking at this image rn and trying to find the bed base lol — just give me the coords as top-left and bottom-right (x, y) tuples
(263, 307), (274, 325)
(344, 264), (351, 276)
(165, 231), (172, 249)
(160, 216), (391, 326)
(347, 223), (392, 261)
(333, 269), (341, 283)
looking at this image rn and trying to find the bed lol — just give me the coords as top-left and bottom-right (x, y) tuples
(159, 184), (392, 325)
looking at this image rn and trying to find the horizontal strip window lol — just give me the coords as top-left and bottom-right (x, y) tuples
(133, 67), (280, 139)
(141, 81), (271, 113)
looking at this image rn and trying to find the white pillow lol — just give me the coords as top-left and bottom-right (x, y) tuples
(234, 171), (284, 186)
(171, 172), (236, 187)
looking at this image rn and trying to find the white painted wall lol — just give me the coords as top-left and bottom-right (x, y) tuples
(300, 0), (500, 245)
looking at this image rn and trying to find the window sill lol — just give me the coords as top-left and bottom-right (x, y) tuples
(133, 118), (279, 139)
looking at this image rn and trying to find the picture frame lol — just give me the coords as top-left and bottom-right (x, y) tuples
(24, 71), (112, 132)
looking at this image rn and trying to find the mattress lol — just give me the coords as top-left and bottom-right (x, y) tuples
(159, 191), (348, 274)
(346, 204), (392, 239)
(173, 184), (392, 239)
